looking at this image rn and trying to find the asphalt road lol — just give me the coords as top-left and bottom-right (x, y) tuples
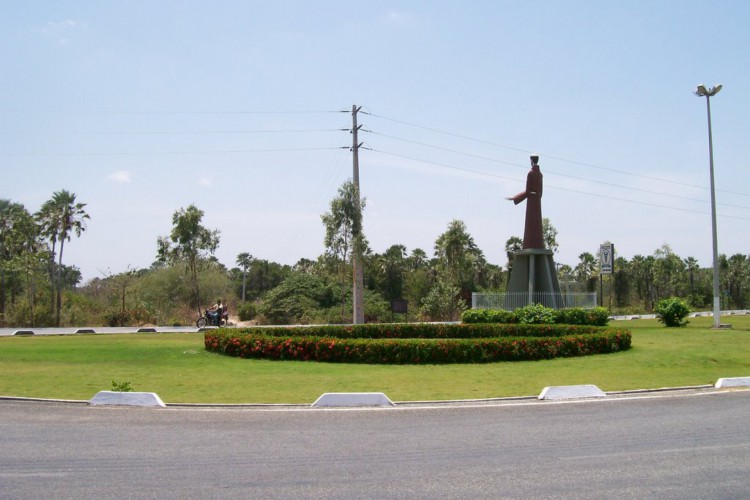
(1, 391), (749, 499)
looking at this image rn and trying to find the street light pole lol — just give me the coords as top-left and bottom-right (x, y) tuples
(694, 84), (723, 329)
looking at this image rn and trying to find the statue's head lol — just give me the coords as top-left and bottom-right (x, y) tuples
(530, 155), (539, 166)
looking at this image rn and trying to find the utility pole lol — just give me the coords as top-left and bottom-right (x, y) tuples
(351, 105), (365, 324)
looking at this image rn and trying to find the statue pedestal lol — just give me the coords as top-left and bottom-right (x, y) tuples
(504, 249), (564, 309)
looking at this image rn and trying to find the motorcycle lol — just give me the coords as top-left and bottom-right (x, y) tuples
(196, 308), (228, 328)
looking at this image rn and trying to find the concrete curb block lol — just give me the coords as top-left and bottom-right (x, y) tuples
(539, 385), (607, 401)
(311, 392), (395, 408)
(715, 377), (750, 389)
(89, 391), (166, 407)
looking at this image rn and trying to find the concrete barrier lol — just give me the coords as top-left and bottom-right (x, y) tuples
(539, 385), (607, 401)
(715, 377), (750, 389)
(89, 391), (166, 407)
(311, 392), (394, 408)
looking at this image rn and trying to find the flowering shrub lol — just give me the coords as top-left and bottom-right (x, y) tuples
(218, 323), (610, 340)
(204, 323), (631, 364)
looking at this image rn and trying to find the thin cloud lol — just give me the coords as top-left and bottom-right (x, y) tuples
(40, 19), (82, 46)
(44, 19), (79, 31)
(384, 11), (415, 25)
(107, 170), (131, 183)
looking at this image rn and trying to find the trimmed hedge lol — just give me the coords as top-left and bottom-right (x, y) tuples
(462, 306), (611, 326)
(204, 323), (631, 364)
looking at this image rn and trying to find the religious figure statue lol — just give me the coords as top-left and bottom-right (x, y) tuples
(506, 155), (544, 249)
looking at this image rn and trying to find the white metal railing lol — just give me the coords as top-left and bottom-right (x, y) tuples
(471, 292), (598, 310)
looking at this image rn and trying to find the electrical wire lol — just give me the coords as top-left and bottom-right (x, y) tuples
(369, 148), (750, 222)
(365, 111), (750, 199)
(1, 109), (343, 115)
(1, 129), (344, 136)
(1, 147), (343, 157)
(365, 130), (750, 211)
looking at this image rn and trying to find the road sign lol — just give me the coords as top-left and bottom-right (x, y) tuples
(600, 243), (614, 274)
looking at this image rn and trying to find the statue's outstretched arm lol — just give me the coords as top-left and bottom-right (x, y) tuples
(507, 191), (527, 205)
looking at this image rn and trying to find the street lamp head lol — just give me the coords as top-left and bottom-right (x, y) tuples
(695, 84), (722, 97)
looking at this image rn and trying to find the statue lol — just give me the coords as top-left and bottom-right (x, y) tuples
(503, 155), (563, 309)
(506, 155), (544, 249)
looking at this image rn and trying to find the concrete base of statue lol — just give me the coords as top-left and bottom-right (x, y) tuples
(504, 249), (564, 310)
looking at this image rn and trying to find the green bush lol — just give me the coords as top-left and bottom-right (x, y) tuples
(654, 297), (690, 327)
(102, 306), (156, 327)
(104, 308), (131, 327)
(555, 307), (610, 326)
(111, 380), (133, 392)
(204, 323), (632, 364)
(237, 302), (258, 322)
(461, 306), (610, 326)
(514, 304), (557, 324)
(461, 309), (515, 324)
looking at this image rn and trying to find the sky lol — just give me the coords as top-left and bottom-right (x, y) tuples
(1, 0), (748, 283)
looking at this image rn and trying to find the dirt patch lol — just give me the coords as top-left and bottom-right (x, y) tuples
(227, 315), (257, 328)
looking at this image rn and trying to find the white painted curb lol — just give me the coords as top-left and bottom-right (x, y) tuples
(89, 391), (166, 407)
(539, 385), (607, 401)
(715, 377), (750, 389)
(311, 392), (394, 408)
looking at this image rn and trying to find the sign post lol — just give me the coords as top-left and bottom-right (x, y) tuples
(599, 243), (614, 307)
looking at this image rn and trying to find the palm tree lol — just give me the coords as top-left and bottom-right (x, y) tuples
(36, 190), (89, 326)
(36, 200), (59, 318)
(684, 256), (700, 298)
(434, 220), (480, 287)
(434, 220), (483, 304)
(378, 244), (407, 300)
(236, 252), (253, 302)
(504, 236), (523, 282)
(407, 248), (428, 271)
(630, 254), (656, 311)
(541, 218), (559, 254)
(574, 252), (597, 291)
(726, 254), (749, 309)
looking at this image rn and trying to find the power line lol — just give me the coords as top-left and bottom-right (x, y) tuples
(366, 130), (750, 212)
(1, 147), (343, 157)
(369, 148), (750, 222)
(365, 111), (750, 199)
(0, 109), (343, 115)
(1, 128), (343, 136)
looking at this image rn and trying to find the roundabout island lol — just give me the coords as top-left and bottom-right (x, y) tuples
(204, 313), (631, 364)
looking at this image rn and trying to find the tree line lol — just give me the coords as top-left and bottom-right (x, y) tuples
(1, 185), (748, 327)
(0, 191), (88, 327)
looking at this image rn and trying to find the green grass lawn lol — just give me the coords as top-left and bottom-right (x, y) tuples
(1, 316), (749, 404)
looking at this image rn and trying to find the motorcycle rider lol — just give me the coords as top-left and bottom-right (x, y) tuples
(208, 299), (224, 325)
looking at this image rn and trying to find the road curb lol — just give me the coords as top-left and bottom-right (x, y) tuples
(2, 384), (747, 410)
